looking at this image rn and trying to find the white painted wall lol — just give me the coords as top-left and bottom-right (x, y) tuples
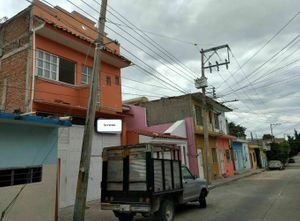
(0, 165), (57, 221)
(165, 120), (187, 138)
(58, 125), (121, 208)
(242, 143), (251, 169)
(218, 113), (228, 134)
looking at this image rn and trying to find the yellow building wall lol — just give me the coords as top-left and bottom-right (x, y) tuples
(195, 134), (220, 181)
(249, 149), (257, 169)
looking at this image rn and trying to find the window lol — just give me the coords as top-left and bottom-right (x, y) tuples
(59, 58), (75, 84)
(106, 76), (111, 86)
(115, 76), (120, 85)
(36, 50), (75, 85)
(195, 105), (203, 126)
(212, 148), (218, 163)
(209, 111), (213, 124)
(0, 166), (42, 187)
(181, 166), (194, 180)
(36, 50), (59, 81)
(214, 113), (220, 129)
(81, 65), (92, 84)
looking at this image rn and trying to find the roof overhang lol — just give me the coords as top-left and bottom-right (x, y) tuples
(0, 112), (71, 127)
(33, 99), (126, 118)
(35, 23), (131, 68)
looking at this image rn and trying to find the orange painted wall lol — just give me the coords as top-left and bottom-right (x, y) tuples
(126, 131), (139, 145)
(216, 138), (234, 177)
(34, 34), (122, 112)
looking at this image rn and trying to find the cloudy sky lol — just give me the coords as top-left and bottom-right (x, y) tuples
(1, 0), (300, 138)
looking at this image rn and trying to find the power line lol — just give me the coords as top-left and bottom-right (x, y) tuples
(220, 59), (300, 97)
(62, 0), (189, 93)
(25, 0), (188, 95)
(94, 0), (201, 78)
(77, 0), (195, 84)
(216, 10), (300, 90)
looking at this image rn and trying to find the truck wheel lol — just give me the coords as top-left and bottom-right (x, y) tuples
(158, 200), (175, 221)
(114, 212), (134, 221)
(199, 191), (207, 208)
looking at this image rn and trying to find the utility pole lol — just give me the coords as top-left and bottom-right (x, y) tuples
(73, 0), (107, 220)
(270, 123), (281, 142)
(195, 44), (230, 185)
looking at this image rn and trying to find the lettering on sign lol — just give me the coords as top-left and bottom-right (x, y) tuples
(96, 119), (122, 134)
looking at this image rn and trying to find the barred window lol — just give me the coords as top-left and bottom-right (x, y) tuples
(36, 50), (59, 81)
(0, 166), (42, 187)
(81, 65), (92, 84)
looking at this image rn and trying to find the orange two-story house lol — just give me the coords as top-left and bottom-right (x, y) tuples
(0, 0), (131, 208)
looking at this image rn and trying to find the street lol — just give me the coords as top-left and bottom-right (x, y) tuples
(172, 155), (300, 221)
(60, 155), (300, 221)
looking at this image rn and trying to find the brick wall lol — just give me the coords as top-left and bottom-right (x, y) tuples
(0, 8), (31, 112)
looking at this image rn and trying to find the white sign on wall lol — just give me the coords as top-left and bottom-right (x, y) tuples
(96, 119), (122, 134)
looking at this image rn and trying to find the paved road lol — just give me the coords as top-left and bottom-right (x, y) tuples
(60, 155), (300, 221)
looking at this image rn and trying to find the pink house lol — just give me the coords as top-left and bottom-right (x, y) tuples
(123, 104), (200, 176)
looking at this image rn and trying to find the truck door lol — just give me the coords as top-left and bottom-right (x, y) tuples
(182, 166), (199, 202)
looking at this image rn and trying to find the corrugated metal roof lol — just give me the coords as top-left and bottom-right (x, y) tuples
(0, 112), (71, 127)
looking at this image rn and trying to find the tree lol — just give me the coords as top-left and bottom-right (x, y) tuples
(228, 122), (246, 138)
(287, 130), (300, 157)
(266, 141), (290, 164)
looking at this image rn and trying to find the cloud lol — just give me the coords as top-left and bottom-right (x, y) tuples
(2, 0), (300, 138)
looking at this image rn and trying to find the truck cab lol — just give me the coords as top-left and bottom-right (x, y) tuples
(101, 143), (208, 221)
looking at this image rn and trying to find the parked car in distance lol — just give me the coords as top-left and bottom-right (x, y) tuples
(288, 158), (295, 163)
(101, 143), (208, 221)
(268, 160), (284, 170)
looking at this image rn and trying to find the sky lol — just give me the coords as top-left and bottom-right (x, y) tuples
(1, 0), (300, 138)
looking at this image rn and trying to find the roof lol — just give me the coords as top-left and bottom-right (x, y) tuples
(31, 0), (131, 65)
(143, 92), (232, 112)
(130, 129), (186, 140)
(0, 112), (71, 127)
(123, 97), (149, 105)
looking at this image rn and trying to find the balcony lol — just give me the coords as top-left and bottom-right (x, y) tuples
(33, 77), (122, 117)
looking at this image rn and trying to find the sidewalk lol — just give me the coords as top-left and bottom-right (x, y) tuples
(208, 169), (265, 190)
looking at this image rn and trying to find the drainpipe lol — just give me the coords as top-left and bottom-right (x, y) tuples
(30, 22), (44, 111)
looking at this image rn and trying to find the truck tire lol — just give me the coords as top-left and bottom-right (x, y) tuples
(199, 190), (207, 208)
(114, 212), (134, 221)
(157, 200), (175, 221)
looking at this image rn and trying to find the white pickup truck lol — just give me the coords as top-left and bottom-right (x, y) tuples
(101, 143), (208, 221)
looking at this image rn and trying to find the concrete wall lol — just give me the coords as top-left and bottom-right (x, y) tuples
(141, 96), (193, 126)
(58, 125), (121, 208)
(0, 164), (57, 221)
(0, 122), (58, 221)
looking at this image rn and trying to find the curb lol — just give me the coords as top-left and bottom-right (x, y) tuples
(208, 169), (265, 190)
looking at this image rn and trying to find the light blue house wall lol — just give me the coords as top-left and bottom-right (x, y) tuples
(0, 112), (71, 221)
(232, 140), (251, 172)
(0, 122), (58, 168)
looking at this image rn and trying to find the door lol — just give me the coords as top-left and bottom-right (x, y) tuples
(197, 149), (204, 179)
(218, 149), (225, 175)
(182, 166), (199, 202)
